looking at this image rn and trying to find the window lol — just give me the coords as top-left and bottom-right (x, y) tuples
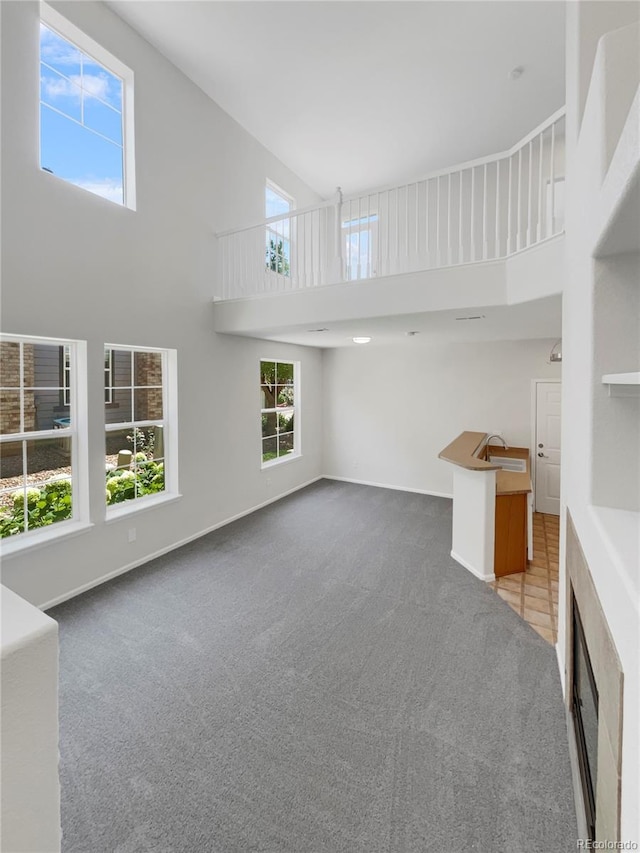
(0, 335), (87, 542)
(39, 4), (135, 208)
(342, 214), (378, 280)
(260, 360), (299, 465)
(105, 346), (177, 512)
(265, 182), (294, 276)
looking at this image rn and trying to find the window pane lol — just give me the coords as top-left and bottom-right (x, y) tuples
(276, 362), (294, 385)
(0, 486), (25, 537)
(106, 428), (133, 468)
(40, 24), (82, 78)
(40, 64), (82, 121)
(24, 344), (65, 388)
(265, 187), (291, 218)
(0, 392), (21, 435)
(21, 439), (74, 532)
(0, 342), (20, 388)
(83, 94), (122, 145)
(262, 437), (277, 463)
(134, 388), (163, 421)
(277, 411), (294, 433)
(262, 412), (277, 438)
(81, 57), (122, 109)
(134, 351), (163, 386)
(32, 390), (65, 431)
(0, 440), (23, 481)
(261, 384), (276, 409)
(260, 361), (276, 384)
(26, 436), (71, 478)
(40, 105), (124, 205)
(276, 386), (294, 407)
(112, 350), (133, 386)
(135, 459), (165, 498)
(279, 433), (294, 456)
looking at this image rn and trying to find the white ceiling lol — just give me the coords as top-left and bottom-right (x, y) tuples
(108, 1), (566, 198)
(234, 295), (562, 347)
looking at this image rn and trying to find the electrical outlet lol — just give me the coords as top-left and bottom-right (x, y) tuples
(128, 527), (136, 543)
(266, 477), (271, 487)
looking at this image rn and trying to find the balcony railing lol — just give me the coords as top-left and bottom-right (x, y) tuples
(216, 108), (565, 300)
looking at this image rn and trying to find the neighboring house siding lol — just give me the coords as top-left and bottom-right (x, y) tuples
(33, 344), (63, 431)
(107, 350), (132, 425)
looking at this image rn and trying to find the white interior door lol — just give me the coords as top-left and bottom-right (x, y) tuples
(535, 381), (561, 514)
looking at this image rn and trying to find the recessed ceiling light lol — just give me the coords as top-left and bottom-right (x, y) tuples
(352, 336), (371, 344)
(307, 328), (329, 332)
(455, 315), (485, 321)
(406, 331), (420, 336)
(508, 66), (524, 80)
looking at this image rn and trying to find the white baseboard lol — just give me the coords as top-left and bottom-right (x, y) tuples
(39, 475), (323, 611)
(323, 475), (452, 500)
(450, 550), (495, 583)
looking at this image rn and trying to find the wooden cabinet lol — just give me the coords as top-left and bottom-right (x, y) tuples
(494, 493), (527, 577)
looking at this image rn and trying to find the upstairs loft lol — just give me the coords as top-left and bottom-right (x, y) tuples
(213, 109), (567, 339)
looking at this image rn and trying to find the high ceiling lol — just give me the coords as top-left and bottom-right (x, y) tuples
(108, 1), (566, 198)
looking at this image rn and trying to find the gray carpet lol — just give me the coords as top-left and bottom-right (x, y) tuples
(51, 480), (577, 853)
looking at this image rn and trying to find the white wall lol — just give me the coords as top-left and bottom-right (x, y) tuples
(562, 4), (640, 842)
(0, 1), (323, 607)
(322, 339), (561, 496)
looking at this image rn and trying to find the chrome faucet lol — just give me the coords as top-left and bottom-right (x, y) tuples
(485, 434), (509, 450)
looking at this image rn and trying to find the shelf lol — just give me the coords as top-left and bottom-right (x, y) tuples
(602, 373), (640, 397)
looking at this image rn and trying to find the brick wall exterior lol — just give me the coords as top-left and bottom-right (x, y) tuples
(134, 352), (163, 421)
(1, 342), (36, 436)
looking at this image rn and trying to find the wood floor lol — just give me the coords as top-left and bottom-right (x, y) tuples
(490, 512), (560, 644)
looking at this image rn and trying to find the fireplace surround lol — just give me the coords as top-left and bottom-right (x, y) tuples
(565, 513), (624, 842)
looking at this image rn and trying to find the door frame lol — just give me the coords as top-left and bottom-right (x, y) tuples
(530, 378), (562, 514)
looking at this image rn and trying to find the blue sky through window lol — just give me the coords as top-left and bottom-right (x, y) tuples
(40, 23), (124, 205)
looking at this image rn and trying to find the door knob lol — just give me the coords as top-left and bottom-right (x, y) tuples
(538, 452), (548, 458)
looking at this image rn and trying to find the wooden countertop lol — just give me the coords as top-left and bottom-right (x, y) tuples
(438, 431), (532, 495)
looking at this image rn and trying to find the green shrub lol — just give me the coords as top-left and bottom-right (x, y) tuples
(105, 461), (164, 505)
(0, 479), (72, 538)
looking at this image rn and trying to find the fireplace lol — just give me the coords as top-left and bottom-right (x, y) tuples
(566, 513), (623, 843)
(571, 594), (598, 840)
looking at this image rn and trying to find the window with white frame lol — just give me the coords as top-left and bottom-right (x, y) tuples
(260, 360), (298, 465)
(0, 335), (86, 541)
(105, 346), (176, 510)
(63, 345), (112, 405)
(39, 3), (135, 208)
(265, 182), (293, 276)
(342, 213), (378, 280)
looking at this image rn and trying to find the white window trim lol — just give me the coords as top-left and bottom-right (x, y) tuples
(260, 358), (301, 469)
(40, 2), (136, 210)
(104, 347), (114, 404)
(104, 344), (178, 517)
(0, 334), (89, 553)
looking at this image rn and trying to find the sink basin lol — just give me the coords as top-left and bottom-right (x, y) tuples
(488, 455), (527, 473)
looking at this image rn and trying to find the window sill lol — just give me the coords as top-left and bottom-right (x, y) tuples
(0, 521), (94, 558)
(105, 492), (182, 522)
(261, 453), (301, 471)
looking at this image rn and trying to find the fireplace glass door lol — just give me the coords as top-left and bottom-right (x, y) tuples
(572, 594), (599, 840)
